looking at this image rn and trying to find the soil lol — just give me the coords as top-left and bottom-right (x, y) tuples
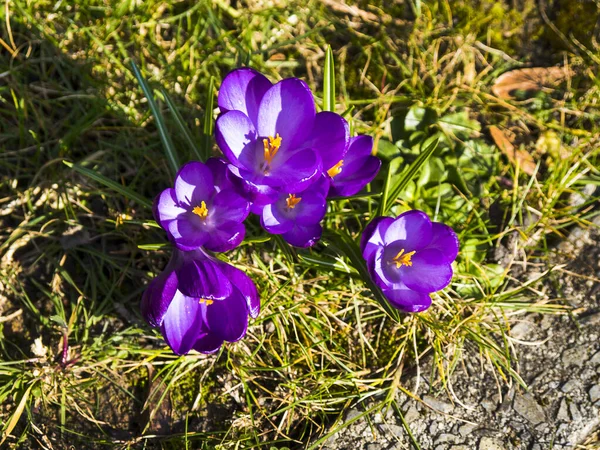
(318, 218), (600, 449)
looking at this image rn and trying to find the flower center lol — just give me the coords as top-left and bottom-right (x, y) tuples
(286, 193), (302, 209)
(263, 133), (282, 166)
(198, 298), (214, 306)
(192, 201), (209, 219)
(392, 248), (416, 268)
(327, 160), (344, 178)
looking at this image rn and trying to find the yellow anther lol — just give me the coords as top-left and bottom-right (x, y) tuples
(263, 133), (282, 165)
(192, 201), (209, 219)
(285, 193), (302, 209)
(199, 299), (214, 306)
(392, 249), (416, 268)
(327, 160), (344, 178)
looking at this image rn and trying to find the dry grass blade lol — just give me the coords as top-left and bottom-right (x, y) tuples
(492, 67), (572, 99)
(489, 125), (536, 176)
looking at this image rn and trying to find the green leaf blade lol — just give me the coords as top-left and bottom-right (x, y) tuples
(202, 76), (216, 161)
(63, 161), (153, 209)
(130, 61), (180, 176)
(378, 137), (439, 217)
(161, 88), (203, 161)
(323, 46), (335, 112)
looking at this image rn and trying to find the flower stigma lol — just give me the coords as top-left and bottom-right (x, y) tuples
(263, 133), (282, 166)
(327, 160), (344, 178)
(392, 248), (416, 268)
(192, 201), (209, 219)
(286, 193), (302, 209)
(198, 298), (214, 306)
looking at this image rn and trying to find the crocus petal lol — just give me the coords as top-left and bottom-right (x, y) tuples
(267, 148), (321, 193)
(218, 68), (272, 126)
(373, 246), (397, 286)
(344, 135), (375, 163)
(257, 78), (316, 151)
(329, 155), (381, 198)
(282, 223), (322, 248)
(176, 257), (233, 300)
(215, 110), (258, 170)
(154, 188), (186, 229)
(140, 267), (179, 328)
(361, 217), (395, 263)
(174, 161), (215, 208)
(160, 291), (204, 355)
(203, 222), (246, 253)
(426, 222), (460, 263)
(206, 290), (249, 342)
(218, 262), (260, 318)
(227, 165), (279, 207)
(209, 188), (250, 227)
(193, 333), (224, 354)
(384, 210), (433, 252)
(206, 157), (233, 193)
(261, 202), (295, 234)
(302, 112), (349, 170)
(167, 217), (208, 251)
(293, 190), (327, 226)
(383, 283), (432, 313)
(400, 248), (453, 293)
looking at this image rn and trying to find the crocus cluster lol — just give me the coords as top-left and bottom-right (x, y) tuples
(142, 67), (457, 357)
(215, 68), (381, 247)
(144, 158), (260, 355)
(361, 210), (459, 312)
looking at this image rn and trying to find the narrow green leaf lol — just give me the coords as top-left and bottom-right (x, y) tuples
(323, 46), (335, 112)
(138, 243), (170, 250)
(1, 384), (33, 445)
(297, 253), (358, 274)
(160, 88), (203, 161)
(378, 137), (439, 216)
(63, 161), (153, 209)
(202, 76), (216, 161)
(130, 61), (180, 176)
(323, 230), (400, 323)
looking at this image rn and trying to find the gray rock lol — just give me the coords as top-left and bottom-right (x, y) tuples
(435, 433), (460, 444)
(478, 437), (505, 450)
(589, 385), (600, 403)
(590, 351), (600, 366)
(569, 402), (582, 421)
(513, 393), (546, 425)
(402, 406), (420, 424)
(458, 423), (477, 437)
(423, 395), (454, 414)
(556, 398), (570, 421)
(562, 346), (588, 367)
(560, 379), (581, 393)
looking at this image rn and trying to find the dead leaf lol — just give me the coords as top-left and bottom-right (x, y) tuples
(268, 53), (286, 62)
(492, 67), (572, 99)
(489, 126), (536, 176)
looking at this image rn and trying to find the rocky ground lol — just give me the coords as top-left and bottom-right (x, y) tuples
(319, 219), (600, 449)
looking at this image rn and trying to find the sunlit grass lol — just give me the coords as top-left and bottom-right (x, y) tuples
(1, 0), (599, 448)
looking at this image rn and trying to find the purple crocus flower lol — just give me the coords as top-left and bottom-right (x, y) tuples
(215, 68), (349, 207)
(141, 249), (260, 355)
(361, 210), (459, 313)
(326, 135), (381, 198)
(258, 175), (329, 247)
(153, 159), (250, 252)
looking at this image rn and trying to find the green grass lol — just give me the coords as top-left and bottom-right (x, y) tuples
(1, 0), (600, 448)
